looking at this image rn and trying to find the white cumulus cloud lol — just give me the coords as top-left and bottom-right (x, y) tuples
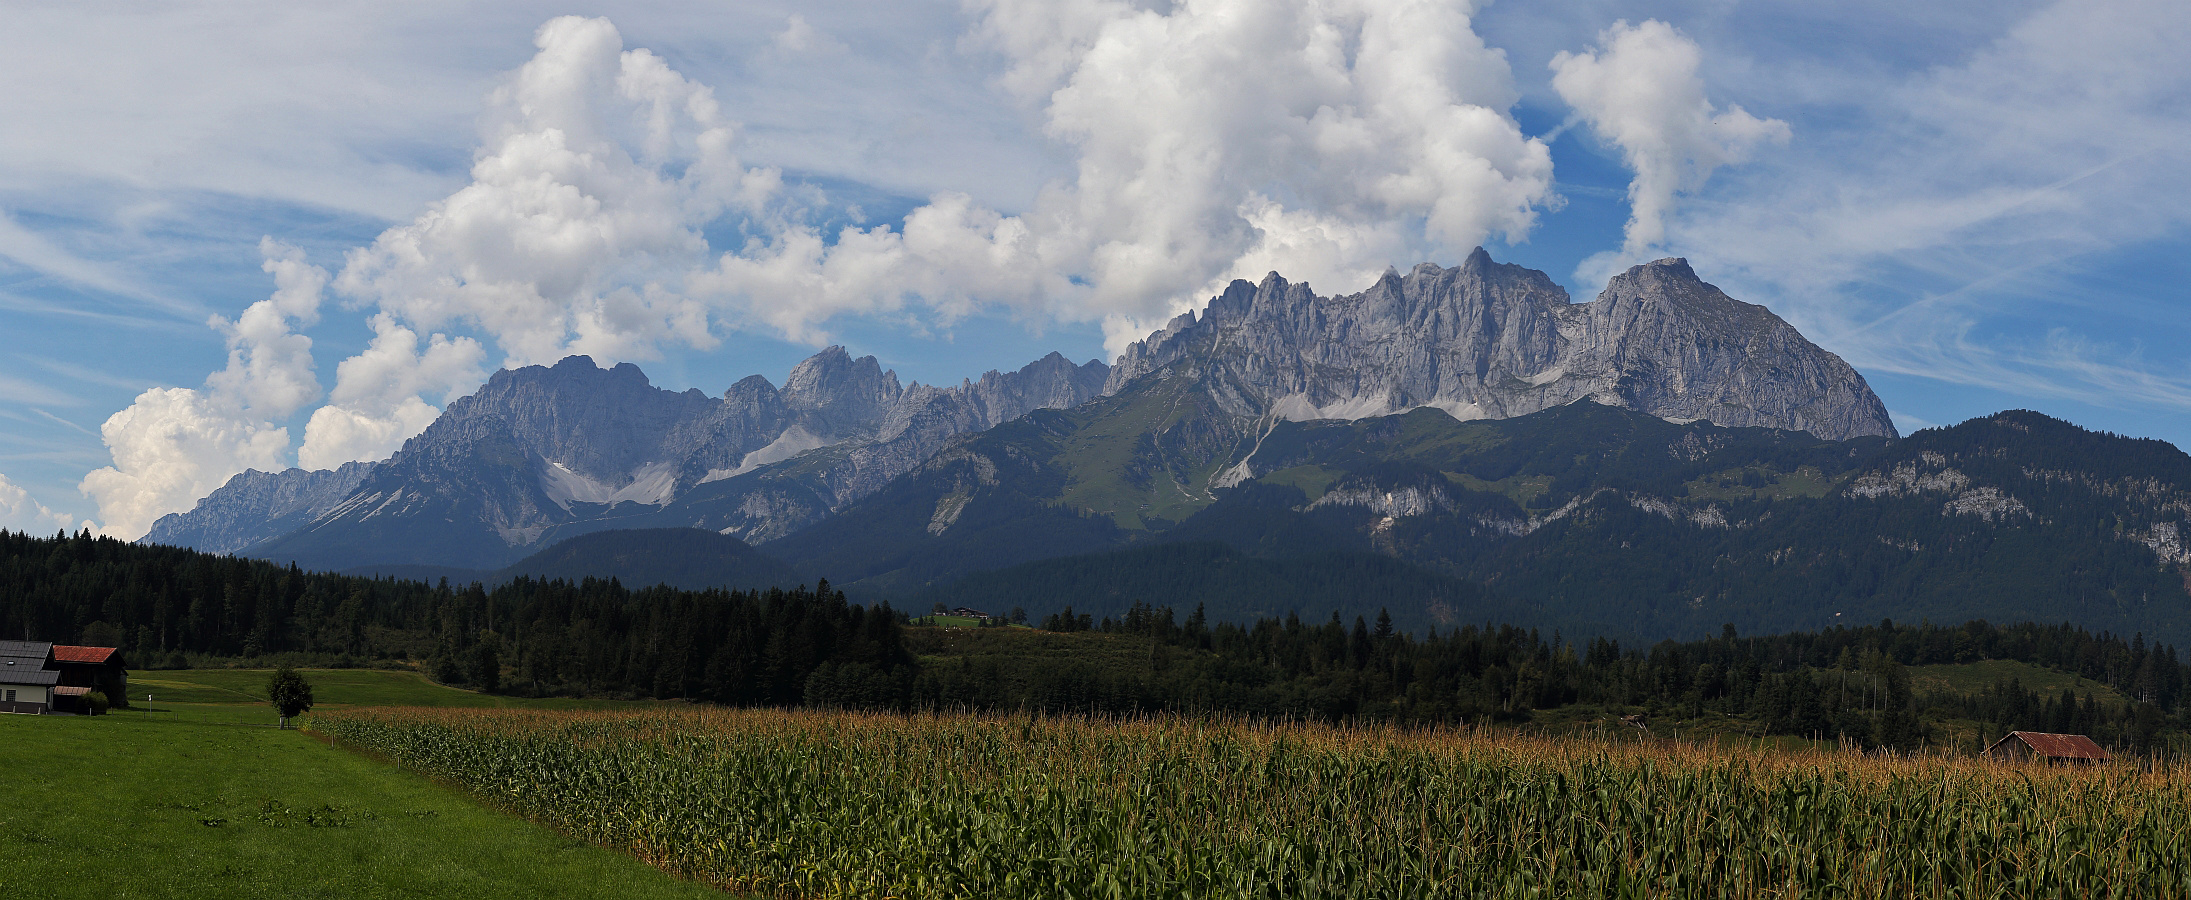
(706, 0), (1557, 355)
(79, 239), (327, 539)
(1551, 19), (1788, 282)
(298, 314), (486, 470)
(333, 15), (779, 371)
(296, 15), (780, 468)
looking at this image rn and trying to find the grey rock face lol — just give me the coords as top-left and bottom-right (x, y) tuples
(141, 461), (376, 554)
(665, 351), (1114, 545)
(213, 346), (1110, 569)
(1107, 249), (1896, 442)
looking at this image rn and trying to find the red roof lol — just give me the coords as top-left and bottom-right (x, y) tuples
(1990, 731), (2110, 761)
(51, 645), (118, 665)
(52, 685), (91, 696)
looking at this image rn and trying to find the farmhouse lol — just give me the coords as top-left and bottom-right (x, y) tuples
(0, 641), (127, 715)
(0, 641), (59, 714)
(1982, 730), (2111, 764)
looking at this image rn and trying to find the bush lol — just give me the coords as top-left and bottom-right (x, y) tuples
(85, 691), (110, 715)
(267, 666), (315, 727)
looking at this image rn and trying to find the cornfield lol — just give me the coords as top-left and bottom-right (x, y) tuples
(311, 707), (2191, 899)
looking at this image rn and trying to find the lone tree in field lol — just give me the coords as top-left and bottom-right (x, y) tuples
(267, 666), (314, 728)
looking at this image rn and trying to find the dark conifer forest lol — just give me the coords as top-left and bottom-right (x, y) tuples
(6, 528), (2187, 751)
(0, 528), (907, 704)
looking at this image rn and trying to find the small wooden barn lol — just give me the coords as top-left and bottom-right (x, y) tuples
(1982, 730), (2111, 765)
(51, 645), (129, 710)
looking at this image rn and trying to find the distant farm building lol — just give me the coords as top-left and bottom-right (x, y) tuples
(0, 641), (127, 715)
(950, 607), (992, 620)
(1983, 731), (2110, 765)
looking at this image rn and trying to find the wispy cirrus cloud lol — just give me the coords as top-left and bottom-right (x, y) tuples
(1649, 0), (2191, 414)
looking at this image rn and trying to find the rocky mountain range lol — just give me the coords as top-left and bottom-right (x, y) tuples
(148, 251), (1898, 575)
(241, 348), (1107, 571)
(1109, 250), (1894, 442)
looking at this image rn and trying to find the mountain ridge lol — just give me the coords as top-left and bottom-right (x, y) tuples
(1110, 251), (1894, 442)
(149, 250), (1896, 574)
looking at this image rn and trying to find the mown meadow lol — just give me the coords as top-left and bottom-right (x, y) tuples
(0, 669), (716, 900)
(313, 707), (2191, 899)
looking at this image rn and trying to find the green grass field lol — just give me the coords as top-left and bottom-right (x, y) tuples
(0, 669), (718, 899)
(907, 614), (986, 627)
(131, 667), (652, 715)
(1907, 658), (2128, 705)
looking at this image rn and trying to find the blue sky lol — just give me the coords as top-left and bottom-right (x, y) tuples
(0, 0), (2185, 537)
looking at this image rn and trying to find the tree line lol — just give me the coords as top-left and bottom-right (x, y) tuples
(929, 601), (2187, 752)
(6, 528), (2185, 750)
(0, 529), (908, 703)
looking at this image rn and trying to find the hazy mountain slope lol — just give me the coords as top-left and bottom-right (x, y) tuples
(235, 349), (1108, 571)
(910, 541), (1531, 636)
(140, 461), (375, 554)
(766, 396), (1870, 594)
(778, 393), (2191, 644)
(498, 528), (804, 593)
(762, 361), (1275, 590)
(339, 528), (805, 594)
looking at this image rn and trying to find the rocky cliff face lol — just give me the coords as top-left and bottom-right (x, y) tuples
(646, 351), (1114, 545)
(1108, 249), (1896, 442)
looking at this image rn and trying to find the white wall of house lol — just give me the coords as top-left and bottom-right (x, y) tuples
(2, 684), (51, 709)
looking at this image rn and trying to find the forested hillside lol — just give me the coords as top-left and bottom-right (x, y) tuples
(847, 405), (2191, 644)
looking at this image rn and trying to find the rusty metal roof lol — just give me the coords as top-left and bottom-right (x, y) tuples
(51, 645), (119, 665)
(1989, 731), (2111, 761)
(52, 685), (92, 697)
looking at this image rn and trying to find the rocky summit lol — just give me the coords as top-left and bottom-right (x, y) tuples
(1109, 249), (1896, 442)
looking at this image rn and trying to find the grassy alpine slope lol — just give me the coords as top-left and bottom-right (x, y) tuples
(0, 672), (715, 900)
(317, 706), (2191, 900)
